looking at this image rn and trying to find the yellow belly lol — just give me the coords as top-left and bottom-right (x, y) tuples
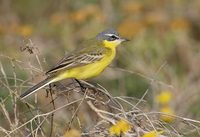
(53, 48), (116, 81)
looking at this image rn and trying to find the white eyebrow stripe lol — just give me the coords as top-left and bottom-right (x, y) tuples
(104, 34), (119, 38)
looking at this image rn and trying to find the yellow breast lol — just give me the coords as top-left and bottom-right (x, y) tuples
(53, 40), (118, 81)
(67, 48), (115, 79)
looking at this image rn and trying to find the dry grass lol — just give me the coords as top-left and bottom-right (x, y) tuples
(0, 43), (200, 137)
(0, 1), (200, 136)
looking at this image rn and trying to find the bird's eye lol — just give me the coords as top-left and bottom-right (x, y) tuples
(108, 35), (119, 41)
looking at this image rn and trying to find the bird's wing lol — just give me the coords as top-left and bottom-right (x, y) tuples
(46, 41), (105, 74)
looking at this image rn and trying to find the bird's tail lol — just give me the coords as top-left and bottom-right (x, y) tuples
(20, 78), (54, 99)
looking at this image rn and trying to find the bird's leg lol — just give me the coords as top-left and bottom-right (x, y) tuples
(74, 79), (85, 92)
(46, 83), (56, 97)
(46, 83), (52, 97)
(46, 86), (50, 98)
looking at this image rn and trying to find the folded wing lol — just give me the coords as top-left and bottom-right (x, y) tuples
(46, 47), (105, 74)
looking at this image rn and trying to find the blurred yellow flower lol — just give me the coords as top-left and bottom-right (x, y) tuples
(68, 5), (101, 23)
(145, 13), (165, 26)
(63, 129), (81, 137)
(170, 18), (190, 30)
(9, 22), (19, 33)
(109, 119), (131, 136)
(18, 25), (33, 37)
(156, 90), (172, 105)
(50, 12), (66, 25)
(0, 24), (5, 35)
(160, 106), (175, 123)
(142, 130), (163, 137)
(123, 2), (143, 14)
(118, 19), (144, 38)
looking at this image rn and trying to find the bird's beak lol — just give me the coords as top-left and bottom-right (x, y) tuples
(120, 38), (130, 42)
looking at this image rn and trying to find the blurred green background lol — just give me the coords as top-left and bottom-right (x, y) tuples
(0, 0), (200, 136)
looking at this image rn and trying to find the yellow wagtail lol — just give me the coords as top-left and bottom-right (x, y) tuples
(20, 29), (129, 99)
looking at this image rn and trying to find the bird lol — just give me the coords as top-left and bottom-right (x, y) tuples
(20, 29), (129, 99)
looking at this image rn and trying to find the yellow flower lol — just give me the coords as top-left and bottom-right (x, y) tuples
(160, 106), (175, 123)
(170, 18), (190, 30)
(50, 12), (66, 25)
(0, 23), (5, 35)
(122, 2), (143, 14)
(142, 130), (163, 137)
(18, 25), (33, 37)
(63, 129), (81, 137)
(156, 90), (172, 105)
(118, 19), (144, 38)
(145, 13), (164, 26)
(109, 119), (131, 136)
(68, 5), (101, 23)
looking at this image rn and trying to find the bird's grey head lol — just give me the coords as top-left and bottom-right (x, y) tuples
(96, 29), (128, 43)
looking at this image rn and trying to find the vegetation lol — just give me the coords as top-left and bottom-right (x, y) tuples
(0, 0), (200, 136)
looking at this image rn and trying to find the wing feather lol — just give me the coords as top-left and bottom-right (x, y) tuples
(46, 46), (105, 74)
